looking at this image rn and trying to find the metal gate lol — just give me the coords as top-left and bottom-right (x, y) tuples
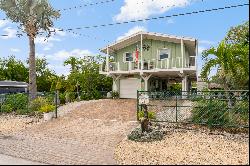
(137, 90), (249, 128)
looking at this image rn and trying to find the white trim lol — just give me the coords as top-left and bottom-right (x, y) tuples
(158, 48), (171, 61)
(140, 33), (143, 70)
(100, 31), (197, 53)
(181, 39), (184, 68)
(106, 46), (109, 72)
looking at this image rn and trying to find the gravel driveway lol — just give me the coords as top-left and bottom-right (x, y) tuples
(0, 99), (138, 165)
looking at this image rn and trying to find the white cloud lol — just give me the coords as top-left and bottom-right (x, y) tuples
(117, 26), (147, 41)
(0, 27), (17, 39)
(10, 48), (21, 52)
(114, 0), (190, 22)
(39, 49), (93, 63)
(47, 64), (71, 76)
(37, 49), (94, 76)
(35, 31), (66, 51)
(0, 20), (9, 28)
(51, 49), (92, 61)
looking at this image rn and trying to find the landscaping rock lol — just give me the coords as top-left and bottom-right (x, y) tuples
(115, 123), (249, 165)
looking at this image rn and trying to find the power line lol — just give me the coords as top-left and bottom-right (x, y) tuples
(0, 0), (118, 20)
(0, 0), (205, 21)
(56, 3), (250, 31)
(57, 0), (117, 12)
(1, 3), (249, 38)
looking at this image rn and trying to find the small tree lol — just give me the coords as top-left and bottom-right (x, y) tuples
(0, 0), (60, 100)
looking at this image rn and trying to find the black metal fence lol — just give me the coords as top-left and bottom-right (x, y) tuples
(137, 90), (249, 128)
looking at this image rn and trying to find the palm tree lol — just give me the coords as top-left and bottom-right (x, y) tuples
(201, 41), (234, 91)
(0, 0), (60, 100)
(64, 57), (80, 73)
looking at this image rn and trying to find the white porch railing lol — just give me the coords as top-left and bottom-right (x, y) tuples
(99, 56), (196, 72)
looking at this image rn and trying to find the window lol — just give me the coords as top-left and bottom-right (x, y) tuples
(159, 49), (170, 60)
(124, 52), (133, 62)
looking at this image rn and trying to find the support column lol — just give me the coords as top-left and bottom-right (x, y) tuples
(141, 74), (152, 91)
(195, 40), (198, 68)
(140, 33), (143, 71)
(182, 75), (188, 98)
(111, 74), (121, 92)
(106, 46), (109, 72)
(181, 38), (184, 68)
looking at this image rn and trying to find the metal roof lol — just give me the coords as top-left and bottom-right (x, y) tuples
(100, 31), (197, 55)
(0, 80), (28, 88)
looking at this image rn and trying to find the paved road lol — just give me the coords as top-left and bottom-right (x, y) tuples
(0, 154), (44, 165)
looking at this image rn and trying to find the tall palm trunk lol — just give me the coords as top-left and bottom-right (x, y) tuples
(28, 35), (37, 100)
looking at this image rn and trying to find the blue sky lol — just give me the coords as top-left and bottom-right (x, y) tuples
(0, 0), (249, 76)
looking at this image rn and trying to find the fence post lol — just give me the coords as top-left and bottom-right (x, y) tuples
(55, 91), (58, 119)
(137, 90), (139, 121)
(175, 94), (178, 123)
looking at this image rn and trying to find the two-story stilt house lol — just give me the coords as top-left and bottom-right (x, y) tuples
(99, 31), (198, 98)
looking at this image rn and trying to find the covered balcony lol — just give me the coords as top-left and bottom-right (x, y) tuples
(99, 56), (196, 73)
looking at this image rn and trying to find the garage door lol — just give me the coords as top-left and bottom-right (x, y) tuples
(120, 78), (141, 99)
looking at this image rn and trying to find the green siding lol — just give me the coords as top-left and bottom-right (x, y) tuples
(115, 39), (190, 70)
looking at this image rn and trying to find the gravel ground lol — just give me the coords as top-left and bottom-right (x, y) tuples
(115, 125), (249, 165)
(0, 99), (138, 165)
(0, 115), (42, 136)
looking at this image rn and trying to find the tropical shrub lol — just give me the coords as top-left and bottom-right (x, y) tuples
(138, 110), (156, 120)
(59, 93), (66, 104)
(230, 101), (249, 125)
(111, 91), (119, 99)
(0, 94), (28, 113)
(39, 104), (55, 113)
(1, 104), (13, 113)
(127, 126), (165, 142)
(29, 97), (48, 113)
(191, 99), (228, 127)
(65, 92), (76, 103)
(16, 109), (31, 115)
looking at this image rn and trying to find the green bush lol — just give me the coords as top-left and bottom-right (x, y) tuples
(59, 93), (66, 105)
(138, 111), (156, 120)
(127, 127), (164, 142)
(29, 97), (48, 113)
(80, 90), (101, 100)
(16, 109), (31, 115)
(65, 92), (76, 103)
(1, 104), (13, 113)
(80, 92), (89, 101)
(39, 104), (55, 113)
(43, 93), (55, 103)
(111, 91), (119, 99)
(231, 101), (249, 125)
(0, 94), (28, 113)
(92, 90), (101, 99)
(191, 99), (231, 127)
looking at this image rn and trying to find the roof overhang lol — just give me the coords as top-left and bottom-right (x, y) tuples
(0, 81), (28, 88)
(100, 31), (197, 55)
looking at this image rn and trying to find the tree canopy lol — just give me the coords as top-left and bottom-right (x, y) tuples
(201, 21), (249, 90)
(0, 0), (60, 100)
